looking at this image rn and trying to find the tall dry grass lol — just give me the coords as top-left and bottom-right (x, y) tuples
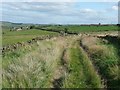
(2, 36), (68, 88)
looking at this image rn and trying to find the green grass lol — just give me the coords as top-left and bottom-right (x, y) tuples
(3, 29), (58, 36)
(94, 45), (119, 88)
(44, 25), (118, 33)
(63, 42), (103, 88)
(66, 25), (118, 32)
(81, 36), (119, 88)
(2, 29), (59, 46)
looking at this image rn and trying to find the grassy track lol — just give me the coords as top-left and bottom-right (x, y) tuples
(62, 40), (104, 88)
(2, 33), (119, 88)
(3, 35), (104, 88)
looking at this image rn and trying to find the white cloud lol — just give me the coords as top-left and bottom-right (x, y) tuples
(1, 2), (117, 24)
(112, 6), (118, 10)
(80, 8), (96, 13)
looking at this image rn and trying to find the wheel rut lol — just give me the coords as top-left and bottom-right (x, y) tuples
(51, 49), (69, 88)
(79, 37), (107, 87)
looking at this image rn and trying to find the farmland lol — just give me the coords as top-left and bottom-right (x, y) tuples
(2, 29), (59, 46)
(2, 24), (119, 46)
(43, 25), (118, 32)
(1, 23), (120, 88)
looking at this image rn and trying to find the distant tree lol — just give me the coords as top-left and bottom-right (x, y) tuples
(99, 23), (101, 26)
(2, 32), (5, 34)
(30, 25), (35, 29)
(64, 28), (68, 33)
(117, 24), (120, 27)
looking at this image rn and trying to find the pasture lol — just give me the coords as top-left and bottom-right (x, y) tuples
(2, 29), (59, 46)
(43, 25), (118, 33)
(2, 25), (118, 46)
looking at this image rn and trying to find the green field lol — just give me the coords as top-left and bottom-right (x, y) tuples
(66, 25), (118, 32)
(44, 25), (118, 33)
(2, 25), (119, 46)
(2, 29), (59, 46)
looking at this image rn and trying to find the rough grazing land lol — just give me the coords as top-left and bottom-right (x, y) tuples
(2, 31), (120, 88)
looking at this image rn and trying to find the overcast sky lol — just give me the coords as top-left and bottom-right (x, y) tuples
(0, 2), (118, 24)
